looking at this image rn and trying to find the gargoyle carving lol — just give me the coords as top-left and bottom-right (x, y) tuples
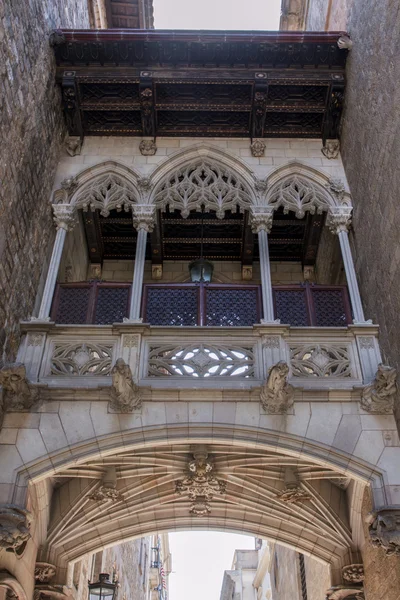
(109, 358), (141, 412)
(366, 509), (400, 555)
(260, 361), (294, 414)
(360, 364), (397, 414)
(0, 363), (39, 411)
(0, 504), (32, 551)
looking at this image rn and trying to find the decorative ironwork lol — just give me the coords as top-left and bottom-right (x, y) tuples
(154, 161), (252, 219)
(206, 288), (258, 326)
(290, 344), (351, 378)
(147, 343), (254, 378)
(312, 289), (348, 327)
(55, 287), (91, 324)
(50, 343), (114, 376)
(145, 287), (198, 326)
(94, 287), (130, 324)
(274, 289), (308, 326)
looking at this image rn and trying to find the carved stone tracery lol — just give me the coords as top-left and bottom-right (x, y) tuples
(267, 174), (337, 218)
(154, 161), (252, 219)
(175, 450), (226, 516)
(73, 173), (138, 216)
(260, 361), (294, 414)
(360, 364), (397, 414)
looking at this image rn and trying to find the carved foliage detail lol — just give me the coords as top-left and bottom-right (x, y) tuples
(260, 361), (294, 414)
(73, 173), (138, 216)
(367, 509), (400, 556)
(342, 565), (364, 584)
(360, 364), (397, 414)
(175, 450), (226, 516)
(34, 563), (57, 583)
(50, 343), (114, 376)
(154, 161), (252, 219)
(290, 344), (352, 378)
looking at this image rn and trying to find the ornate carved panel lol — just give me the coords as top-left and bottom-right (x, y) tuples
(147, 343), (254, 378)
(50, 342), (114, 376)
(290, 344), (352, 378)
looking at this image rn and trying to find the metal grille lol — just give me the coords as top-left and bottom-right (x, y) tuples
(206, 288), (258, 326)
(145, 288), (198, 326)
(312, 289), (347, 327)
(94, 287), (129, 324)
(55, 287), (91, 324)
(274, 290), (308, 326)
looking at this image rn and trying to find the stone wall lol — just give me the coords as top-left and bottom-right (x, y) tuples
(303, 554), (331, 600)
(0, 0), (89, 364)
(101, 538), (151, 600)
(269, 544), (301, 600)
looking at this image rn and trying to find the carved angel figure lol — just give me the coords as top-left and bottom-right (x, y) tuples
(260, 361), (294, 414)
(360, 363), (397, 414)
(367, 510), (400, 556)
(0, 363), (38, 411)
(110, 358), (141, 412)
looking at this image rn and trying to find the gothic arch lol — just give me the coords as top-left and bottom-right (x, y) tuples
(53, 161), (143, 216)
(264, 161), (352, 217)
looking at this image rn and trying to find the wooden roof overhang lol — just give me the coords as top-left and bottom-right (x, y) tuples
(54, 29), (348, 139)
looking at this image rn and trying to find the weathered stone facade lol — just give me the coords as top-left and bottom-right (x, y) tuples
(0, 0), (89, 364)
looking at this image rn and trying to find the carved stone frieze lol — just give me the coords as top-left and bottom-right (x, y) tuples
(110, 358), (141, 412)
(0, 363), (39, 411)
(322, 140), (340, 159)
(342, 565), (364, 584)
(139, 139), (157, 156)
(0, 505), (32, 551)
(360, 364), (397, 414)
(260, 361), (294, 414)
(175, 450), (226, 516)
(34, 563), (57, 583)
(366, 508), (400, 555)
(52, 205), (78, 232)
(250, 140), (266, 157)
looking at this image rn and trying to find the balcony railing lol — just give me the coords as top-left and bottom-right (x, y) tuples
(51, 282), (352, 327)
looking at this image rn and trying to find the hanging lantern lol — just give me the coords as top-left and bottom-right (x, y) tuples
(188, 207), (214, 282)
(88, 574), (117, 600)
(189, 257), (214, 282)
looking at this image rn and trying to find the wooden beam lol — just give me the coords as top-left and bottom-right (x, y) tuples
(82, 210), (104, 264)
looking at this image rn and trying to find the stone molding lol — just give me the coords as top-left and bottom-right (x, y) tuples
(260, 361), (294, 414)
(110, 358), (141, 412)
(0, 363), (39, 411)
(366, 507), (400, 555)
(132, 205), (155, 232)
(360, 363), (397, 414)
(0, 570), (28, 600)
(0, 505), (32, 551)
(52, 205), (78, 232)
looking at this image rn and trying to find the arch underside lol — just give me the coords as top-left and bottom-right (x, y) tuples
(41, 442), (356, 570)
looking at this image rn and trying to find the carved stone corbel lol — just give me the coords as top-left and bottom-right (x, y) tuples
(366, 507), (400, 555)
(89, 467), (123, 503)
(250, 140), (266, 157)
(109, 358), (142, 412)
(139, 139), (157, 156)
(360, 364), (397, 414)
(0, 363), (39, 411)
(64, 136), (82, 157)
(0, 505), (32, 551)
(322, 140), (340, 159)
(342, 565), (364, 584)
(34, 564), (57, 584)
(275, 467), (310, 504)
(260, 361), (294, 414)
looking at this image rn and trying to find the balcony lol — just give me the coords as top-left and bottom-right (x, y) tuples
(50, 281), (352, 328)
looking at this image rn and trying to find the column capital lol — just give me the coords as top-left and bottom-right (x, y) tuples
(132, 204), (155, 232)
(250, 208), (274, 234)
(52, 204), (78, 232)
(327, 207), (352, 234)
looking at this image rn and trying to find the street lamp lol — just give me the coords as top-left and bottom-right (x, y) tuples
(88, 574), (117, 600)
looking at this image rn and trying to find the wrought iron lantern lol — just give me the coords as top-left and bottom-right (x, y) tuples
(188, 207), (214, 282)
(88, 574), (117, 600)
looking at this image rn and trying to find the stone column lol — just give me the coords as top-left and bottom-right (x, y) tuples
(328, 208), (366, 323)
(37, 205), (78, 320)
(127, 206), (155, 322)
(251, 209), (275, 323)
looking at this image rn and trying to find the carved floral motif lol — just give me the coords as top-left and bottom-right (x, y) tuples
(260, 361), (294, 414)
(250, 140), (266, 157)
(110, 358), (141, 412)
(0, 505), (32, 551)
(175, 450), (226, 516)
(342, 565), (364, 584)
(276, 486), (311, 504)
(0, 363), (39, 411)
(360, 364), (397, 414)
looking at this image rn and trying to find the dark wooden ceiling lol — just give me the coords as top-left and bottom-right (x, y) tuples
(53, 30), (347, 139)
(82, 207), (324, 265)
